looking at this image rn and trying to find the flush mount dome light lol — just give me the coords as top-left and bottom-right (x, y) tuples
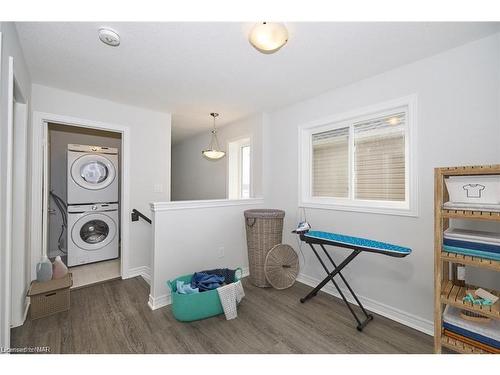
(202, 113), (226, 160)
(249, 22), (288, 54)
(98, 27), (120, 47)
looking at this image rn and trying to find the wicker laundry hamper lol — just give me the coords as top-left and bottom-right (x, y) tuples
(244, 209), (285, 287)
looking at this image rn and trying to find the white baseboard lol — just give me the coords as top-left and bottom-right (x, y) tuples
(147, 266), (251, 311)
(296, 273), (433, 336)
(148, 293), (171, 310)
(126, 266), (151, 285)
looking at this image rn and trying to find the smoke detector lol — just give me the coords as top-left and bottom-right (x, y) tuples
(98, 28), (120, 47)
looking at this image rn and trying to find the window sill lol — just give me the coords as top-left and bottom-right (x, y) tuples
(300, 201), (418, 217)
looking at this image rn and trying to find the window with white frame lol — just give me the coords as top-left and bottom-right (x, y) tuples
(228, 137), (251, 199)
(299, 97), (417, 216)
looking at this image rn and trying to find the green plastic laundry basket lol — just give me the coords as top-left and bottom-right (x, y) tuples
(167, 268), (242, 322)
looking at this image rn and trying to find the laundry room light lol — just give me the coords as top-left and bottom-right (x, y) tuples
(249, 22), (288, 54)
(202, 113), (226, 160)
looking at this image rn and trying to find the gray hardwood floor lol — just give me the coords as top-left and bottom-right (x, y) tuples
(11, 277), (433, 354)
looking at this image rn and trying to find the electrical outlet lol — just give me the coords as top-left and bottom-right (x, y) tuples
(218, 247), (224, 258)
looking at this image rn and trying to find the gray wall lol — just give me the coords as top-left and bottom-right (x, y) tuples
(171, 113), (263, 201)
(263, 33), (500, 333)
(47, 123), (121, 258)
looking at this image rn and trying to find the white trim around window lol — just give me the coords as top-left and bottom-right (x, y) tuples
(298, 95), (418, 217)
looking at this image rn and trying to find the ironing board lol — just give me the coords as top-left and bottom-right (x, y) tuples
(298, 230), (411, 331)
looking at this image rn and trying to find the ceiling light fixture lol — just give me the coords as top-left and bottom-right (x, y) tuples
(249, 22), (288, 54)
(387, 116), (401, 126)
(202, 113), (226, 160)
(98, 27), (120, 47)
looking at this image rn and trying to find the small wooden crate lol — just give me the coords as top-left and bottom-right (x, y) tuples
(28, 273), (73, 320)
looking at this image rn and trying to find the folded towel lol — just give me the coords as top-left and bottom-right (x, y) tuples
(442, 245), (500, 261)
(444, 228), (500, 245)
(443, 201), (500, 212)
(443, 238), (500, 254)
(216, 280), (245, 320)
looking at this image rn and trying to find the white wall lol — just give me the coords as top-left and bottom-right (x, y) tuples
(0, 22), (32, 343)
(148, 199), (263, 309)
(31, 84), (171, 275)
(171, 113), (263, 201)
(47, 124), (122, 257)
(263, 33), (500, 334)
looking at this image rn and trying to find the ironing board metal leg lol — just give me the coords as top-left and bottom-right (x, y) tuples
(300, 242), (374, 331)
(301, 244), (363, 327)
(318, 243), (372, 319)
(300, 244), (360, 302)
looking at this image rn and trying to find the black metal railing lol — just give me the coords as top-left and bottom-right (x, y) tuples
(131, 209), (152, 224)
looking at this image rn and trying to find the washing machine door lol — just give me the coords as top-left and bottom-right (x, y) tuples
(71, 154), (116, 190)
(72, 212), (117, 251)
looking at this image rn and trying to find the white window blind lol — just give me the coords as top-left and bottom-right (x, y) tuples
(300, 96), (416, 216)
(312, 127), (349, 197)
(354, 112), (405, 201)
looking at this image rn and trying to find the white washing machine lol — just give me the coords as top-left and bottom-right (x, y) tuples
(67, 203), (119, 267)
(67, 144), (119, 204)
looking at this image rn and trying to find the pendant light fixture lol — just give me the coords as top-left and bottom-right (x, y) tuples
(202, 113), (226, 160)
(249, 22), (288, 54)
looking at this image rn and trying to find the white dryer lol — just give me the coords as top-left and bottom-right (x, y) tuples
(67, 203), (119, 267)
(67, 144), (119, 204)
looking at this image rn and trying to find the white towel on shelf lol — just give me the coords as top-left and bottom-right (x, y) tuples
(444, 228), (500, 245)
(217, 281), (245, 320)
(443, 201), (500, 212)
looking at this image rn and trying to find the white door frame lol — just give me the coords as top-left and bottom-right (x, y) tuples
(30, 111), (131, 280)
(1, 50), (14, 349)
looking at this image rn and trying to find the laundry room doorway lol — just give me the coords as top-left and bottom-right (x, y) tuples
(48, 123), (121, 287)
(30, 113), (131, 289)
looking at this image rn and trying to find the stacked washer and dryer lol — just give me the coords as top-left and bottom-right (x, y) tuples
(66, 144), (120, 267)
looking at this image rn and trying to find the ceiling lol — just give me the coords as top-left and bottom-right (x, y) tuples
(16, 22), (500, 143)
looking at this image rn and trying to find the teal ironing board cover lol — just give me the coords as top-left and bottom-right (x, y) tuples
(304, 231), (411, 257)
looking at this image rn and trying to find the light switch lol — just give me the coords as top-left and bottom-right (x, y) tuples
(153, 184), (163, 193)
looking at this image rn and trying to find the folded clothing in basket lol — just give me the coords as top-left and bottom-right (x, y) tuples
(191, 272), (225, 291)
(443, 306), (500, 350)
(200, 268), (238, 283)
(176, 280), (199, 294)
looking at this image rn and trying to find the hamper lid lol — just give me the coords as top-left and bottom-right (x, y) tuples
(244, 209), (285, 219)
(28, 273), (73, 296)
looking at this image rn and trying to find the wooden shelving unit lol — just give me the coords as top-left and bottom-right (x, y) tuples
(434, 164), (500, 354)
(441, 334), (490, 354)
(441, 251), (500, 272)
(440, 280), (499, 320)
